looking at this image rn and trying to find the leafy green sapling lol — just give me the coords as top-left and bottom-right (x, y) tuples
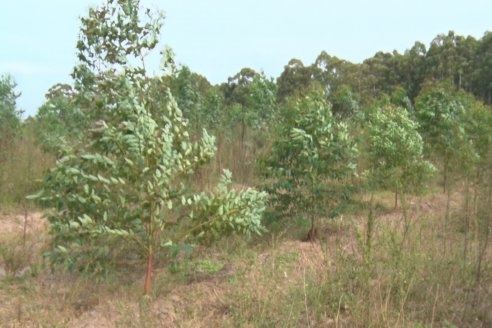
(261, 88), (358, 240)
(364, 104), (435, 226)
(30, 0), (267, 295)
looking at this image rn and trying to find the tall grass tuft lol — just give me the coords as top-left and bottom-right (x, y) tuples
(0, 121), (53, 209)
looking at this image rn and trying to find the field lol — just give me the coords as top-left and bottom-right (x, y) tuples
(1, 187), (491, 327)
(2, 1), (492, 327)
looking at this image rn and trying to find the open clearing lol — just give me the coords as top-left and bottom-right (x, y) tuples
(1, 190), (491, 327)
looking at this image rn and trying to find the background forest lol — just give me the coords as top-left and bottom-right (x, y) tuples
(1, 1), (491, 327)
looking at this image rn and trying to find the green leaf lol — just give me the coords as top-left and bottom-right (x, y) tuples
(162, 240), (173, 247)
(26, 190), (44, 200)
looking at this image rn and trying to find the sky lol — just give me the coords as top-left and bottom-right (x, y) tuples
(1, 0), (491, 117)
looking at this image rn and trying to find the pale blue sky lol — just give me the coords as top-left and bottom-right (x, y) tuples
(1, 0), (491, 117)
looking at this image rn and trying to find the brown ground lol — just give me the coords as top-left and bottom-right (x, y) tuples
(0, 189), (491, 327)
(0, 211), (45, 236)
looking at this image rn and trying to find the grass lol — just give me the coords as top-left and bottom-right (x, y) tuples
(0, 188), (491, 327)
(0, 130), (491, 327)
(0, 124), (53, 210)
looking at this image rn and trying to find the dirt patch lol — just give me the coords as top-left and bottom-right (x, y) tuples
(69, 279), (232, 328)
(0, 211), (46, 236)
(68, 241), (333, 327)
(1, 189), (490, 327)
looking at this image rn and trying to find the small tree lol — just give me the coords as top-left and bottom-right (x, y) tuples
(36, 84), (86, 152)
(223, 69), (277, 137)
(30, 0), (267, 295)
(364, 105), (435, 216)
(361, 104), (434, 324)
(261, 88), (358, 240)
(464, 97), (492, 188)
(459, 93), (492, 260)
(415, 81), (473, 192)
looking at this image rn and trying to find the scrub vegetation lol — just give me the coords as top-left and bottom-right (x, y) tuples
(1, 1), (491, 326)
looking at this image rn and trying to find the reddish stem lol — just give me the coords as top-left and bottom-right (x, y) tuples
(144, 249), (153, 295)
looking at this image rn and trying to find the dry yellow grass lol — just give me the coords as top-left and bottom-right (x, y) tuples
(0, 187), (491, 327)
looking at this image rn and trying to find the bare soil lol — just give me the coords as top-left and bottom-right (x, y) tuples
(0, 189), (490, 327)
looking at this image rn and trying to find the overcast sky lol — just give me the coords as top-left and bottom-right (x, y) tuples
(1, 0), (491, 117)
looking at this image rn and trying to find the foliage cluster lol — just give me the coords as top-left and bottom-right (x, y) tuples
(260, 88), (358, 239)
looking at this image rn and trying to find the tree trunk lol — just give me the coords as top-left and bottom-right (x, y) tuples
(473, 171), (479, 240)
(364, 194), (375, 326)
(366, 195), (375, 256)
(241, 117), (246, 146)
(240, 118), (246, 183)
(463, 177), (470, 262)
(443, 162), (448, 194)
(443, 185), (451, 255)
(394, 186), (398, 209)
(217, 133), (223, 174)
(474, 201), (490, 307)
(144, 246), (153, 295)
(306, 215), (317, 242)
(400, 191), (410, 244)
